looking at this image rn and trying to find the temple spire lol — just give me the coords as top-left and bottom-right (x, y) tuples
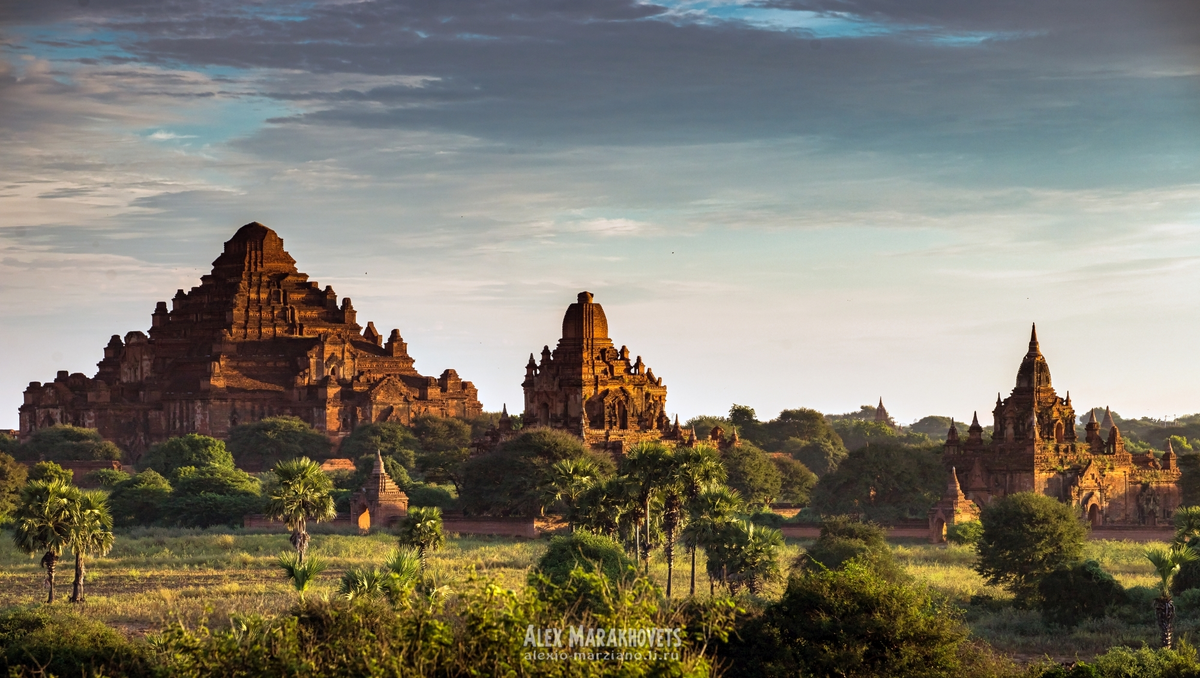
(1029, 323), (1039, 353)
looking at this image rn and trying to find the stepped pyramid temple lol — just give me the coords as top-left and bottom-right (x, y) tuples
(522, 291), (675, 455)
(19, 222), (482, 461)
(934, 325), (1179, 536)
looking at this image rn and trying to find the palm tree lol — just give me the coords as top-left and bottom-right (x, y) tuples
(542, 458), (600, 530)
(621, 442), (674, 574)
(681, 484), (742, 595)
(672, 446), (726, 596)
(1174, 506), (1200, 548)
(396, 506), (446, 572)
(1145, 544), (1199, 648)
(338, 566), (390, 601)
(574, 476), (636, 539)
(383, 547), (423, 603)
(276, 551), (327, 603)
(12, 479), (79, 603)
(736, 522), (784, 594)
(265, 457), (337, 563)
(67, 490), (115, 603)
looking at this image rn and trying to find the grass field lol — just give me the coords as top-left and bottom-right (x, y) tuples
(0, 528), (1189, 664)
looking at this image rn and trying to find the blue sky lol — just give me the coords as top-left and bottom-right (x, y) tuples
(1, 0), (1199, 428)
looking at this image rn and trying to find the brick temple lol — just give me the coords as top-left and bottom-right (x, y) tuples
(522, 291), (673, 455)
(938, 325), (1179, 530)
(19, 222), (482, 461)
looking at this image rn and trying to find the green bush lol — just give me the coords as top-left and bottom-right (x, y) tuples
(138, 434), (234, 476)
(948, 520), (984, 545)
(162, 464), (264, 527)
(0, 452), (29, 518)
(720, 558), (970, 678)
(1036, 643), (1200, 677)
(28, 460), (72, 484)
(801, 516), (901, 580)
(15, 425), (123, 462)
(406, 482), (456, 509)
(771, 455), (817, 505)
(976, 492), (1087, 603)
(108, 470), (172, 527)
(534, 531), (635, 586)
(0, 607), (155, 677)
(1037, 560), (1128, 627)
(350, 453), (411, 490)
(85, 467), (132, 488)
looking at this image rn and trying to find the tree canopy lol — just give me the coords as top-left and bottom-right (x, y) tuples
(809, 442), (944, 522)
(16, 426), (123, 463)
(227, 417), (331, 470)
(459, 428), (614, 516)
(340, 422), (418, 471)
(719, 442), (782, 507)
(138, 434), (234, 477)
(975, 491), (1088, 602)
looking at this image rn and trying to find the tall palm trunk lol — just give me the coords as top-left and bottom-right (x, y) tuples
(642, 497), (652, 575)
(1156, 595), (1176, 648)
(663, 494), (679, 598)
(418, 544), (428, 574)
(41, 552), (58, 604)
(290, 523), (310, 563)
(71, 551), (86, 603)
(689, 546), (696, 597)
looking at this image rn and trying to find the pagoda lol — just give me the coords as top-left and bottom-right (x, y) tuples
(522, 291), (673, 455)
(19, 222), (482, 461)
(943, 325), (1179, 526)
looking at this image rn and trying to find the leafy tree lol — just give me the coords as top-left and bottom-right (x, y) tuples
(1146, 545), (1199, 648)
(396, 506), (445, 572)
(1179, 454), (1200, 508)
(226, 416), (331, 470)
(0, 452), (28, 520)
(163, 464), (263, 528)
(265, 457), (337, 563)
(29, 461), (73, 485)
(107, 470), (172, 527)
(11, 479), (80, 603)
(976, 492), (1087, 602)
(1038, 560), (1127, 627)
(809, 442), (944, 522)
(721, 559), (970, 678)
(719, 441), (782, 506)
(729, 404), (758, 431)
(84, 468), (131, 488)
(1170, 505), (1200, 594)
(16, 426), (123, 462)
(459, 428), (613, 516)
(138, 434), (233, 477)
(831, 419), (901, 452)
(779, 437), (846, 477)
(771, 455), (816, 504)
(0, 430), (17, 456)
(66, 490), (115, 603)
(411, 414), (472, 455)
(341, 422), (418, 471)
(276, 551), (327, 603)
(573, 476), (638, 539)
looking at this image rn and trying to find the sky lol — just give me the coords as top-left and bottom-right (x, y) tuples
(1, 0), (1199, 430)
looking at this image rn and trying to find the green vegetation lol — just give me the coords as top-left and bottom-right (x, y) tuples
(13, 425), (123, 462)
(1038, 560), (1128, 627)
(265, 457), (337, 562)
(533, 531), (634, 587)
(227, 416), (331, 469)
(138, 434), (233, 477)
(976, 492), (1088, 603)
(395, 506), (445, 571)
(810, 441), (945, 522)
(28, 460), (73, 485)
(0, 453), (27, 520)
